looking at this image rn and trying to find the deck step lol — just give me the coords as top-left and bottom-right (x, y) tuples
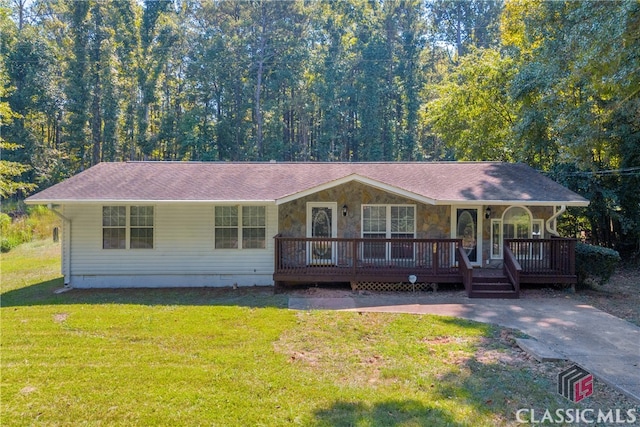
(471, 282), (514, 292)
(472, 276), (510, 284)
(470, 279), (518, 299)
(469, 289), (519, 299)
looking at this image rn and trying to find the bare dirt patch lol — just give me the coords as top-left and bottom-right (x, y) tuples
(516, 266), (640, 327)
(52, 313), (68, 323)
(574, 266), (640, 327)
(488, 328), (640, 411)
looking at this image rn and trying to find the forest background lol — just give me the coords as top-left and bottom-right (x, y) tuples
(1, 0), (639, 258)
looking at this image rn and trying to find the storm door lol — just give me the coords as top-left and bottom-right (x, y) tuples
(453, 207), (482, 265)
(306, 203), (337, 265)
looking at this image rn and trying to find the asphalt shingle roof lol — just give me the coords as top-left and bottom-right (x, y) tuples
(25, 161), (589, 206)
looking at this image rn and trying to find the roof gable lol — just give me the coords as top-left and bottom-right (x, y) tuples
(274, 173), (437, 205)
(25, 161), (589, 206)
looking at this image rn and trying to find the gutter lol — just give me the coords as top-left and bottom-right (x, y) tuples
(48, 204), (71, 286)
(545, 205), (567, 237)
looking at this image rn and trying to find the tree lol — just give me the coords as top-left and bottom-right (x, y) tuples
(428, 0), (503, 60)
(503, 0), (640, 252)
(423, 48), (517, 161)
(0, 42), (36, 198)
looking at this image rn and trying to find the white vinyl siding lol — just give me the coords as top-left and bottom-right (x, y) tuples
(64, 203), (277, 287)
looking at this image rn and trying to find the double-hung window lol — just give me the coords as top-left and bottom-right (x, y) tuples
(215, 206), (239, 249)
(362, 205), (387, 259)
(102, 206), (154, 249)
(242, 206), (266, 249)
(103, 206), (126, 249)
(362, 205), (415, 260)
(390, 206), (415, 259)
(214, 206), (266, 249)
(130, 206), (154, 248)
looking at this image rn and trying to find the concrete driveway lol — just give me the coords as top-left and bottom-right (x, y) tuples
(289, 294), (640, 403)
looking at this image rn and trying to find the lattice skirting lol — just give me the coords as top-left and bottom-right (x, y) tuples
(350, 281), (438, 292)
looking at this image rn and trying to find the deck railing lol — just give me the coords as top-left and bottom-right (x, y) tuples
(503, 244), (522, 294)
(274, 235), (461, 281)
(457, 246), (473, 294)
(274, 236), (578, 287)
(505, 238), (576, 277)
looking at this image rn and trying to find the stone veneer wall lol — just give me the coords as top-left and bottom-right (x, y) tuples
(278, 183), (558, 268)
(278, 181), (450, 239)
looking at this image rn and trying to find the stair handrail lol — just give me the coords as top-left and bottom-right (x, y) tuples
(503, 244), (522, 297)
(457, 246), (473, 295)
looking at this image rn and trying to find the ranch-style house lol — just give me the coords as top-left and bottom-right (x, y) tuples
(25, 161), (589, 298)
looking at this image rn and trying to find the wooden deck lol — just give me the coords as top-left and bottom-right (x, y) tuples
(273, 236), (578, 298)
(274, 237), (462, 285)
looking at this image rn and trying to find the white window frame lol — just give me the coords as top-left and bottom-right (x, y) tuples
(102, 205), (155, 250)
(361, 204), (416, 261)
(530, 219), (545, 259)
(214, 205), (267, 250)
(491, 219), (502, 259)
(494, 206), (546, 260)
(532, 219), (544, 239)
(451, 206), (483, 266)
(306, 202), (338, 265)
(306, 202), (338, 239)
(242, 206), (268, 249)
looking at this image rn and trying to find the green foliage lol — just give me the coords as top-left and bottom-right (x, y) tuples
(0, 141), (37, 198)
(0, 212), (31, 252)
(575, 242), (621, 287)
(424, 48), (517, 161)
(429, 0), (503, 59)
(0, 207), (60, 252)
(0, 51), (37, 198)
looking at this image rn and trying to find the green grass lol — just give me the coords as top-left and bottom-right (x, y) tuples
(2, 240), (572, 426)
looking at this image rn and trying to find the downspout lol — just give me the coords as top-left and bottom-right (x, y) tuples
(545, 205), (567, 237)
(48, 204), (71, 287)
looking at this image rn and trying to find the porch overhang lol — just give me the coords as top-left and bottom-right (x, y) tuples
(273, 173), (589, 208)
(435, 200), (589, 207)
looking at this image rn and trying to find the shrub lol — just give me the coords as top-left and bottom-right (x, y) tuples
(1, 235), (21, 252)
(0, 212), (10, 235)
(575, 242), (621, 286)
(0, 207), (60, 252)
(26, 205), (59, 240)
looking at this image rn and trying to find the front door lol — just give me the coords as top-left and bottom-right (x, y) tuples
(453, 207), (482, 266)
(307, 202), (337, 265)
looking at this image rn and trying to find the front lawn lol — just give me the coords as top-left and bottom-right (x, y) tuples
(1, 240), (605, 426)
